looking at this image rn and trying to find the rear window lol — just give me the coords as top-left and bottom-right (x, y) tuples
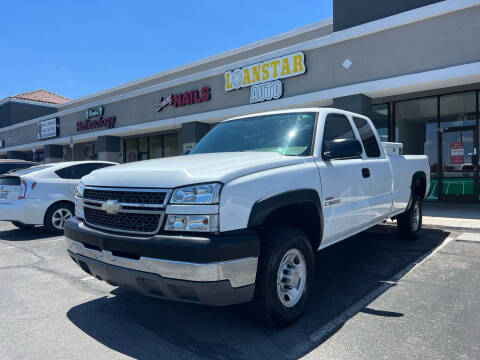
(10, 165), (53, 175)
(55, 163), (115, 179)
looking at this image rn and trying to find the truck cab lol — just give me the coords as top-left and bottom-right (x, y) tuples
(65, 108), (429, 326)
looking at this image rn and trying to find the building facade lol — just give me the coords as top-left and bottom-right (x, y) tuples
(1, 0), (479, 202)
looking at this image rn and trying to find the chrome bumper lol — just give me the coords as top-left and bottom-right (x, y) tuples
(65, 237), (257, 288)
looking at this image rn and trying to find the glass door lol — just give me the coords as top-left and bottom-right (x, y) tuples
(439, 126), (478, 202)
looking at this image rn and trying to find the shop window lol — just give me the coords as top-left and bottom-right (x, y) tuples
(440, 92), (476, 128)
(124, 133), (178, 163)
(371, 104), (389, 142)
(125, 139), (138, 163)
(440, 92), (477, 179)
(149, 136), (163, 159)
(395, 97), (438, 175)
(163, 134), (179, 157)
(138, 137), (148, 161)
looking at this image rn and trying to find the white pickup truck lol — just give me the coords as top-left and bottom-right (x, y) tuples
(65, 108), (429, 326)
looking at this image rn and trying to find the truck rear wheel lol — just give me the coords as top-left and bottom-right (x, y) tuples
(253, 226), (314, 327)
(397, 198), (422, 241)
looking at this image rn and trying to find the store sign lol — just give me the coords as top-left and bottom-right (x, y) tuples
(76, 116), (116, 132)
(155, 87), (211, 112)
(86, 106), (104, 118)
(37, 118), (59, 140)
(450, 142), (464, 164)
(224, 52), (305, 103)
(250, 80), (283, 103)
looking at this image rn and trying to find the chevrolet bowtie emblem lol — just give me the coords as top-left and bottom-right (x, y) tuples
(101, 200), (121, 215)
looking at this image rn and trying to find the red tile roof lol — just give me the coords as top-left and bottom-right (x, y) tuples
(7, 90), (70, 104)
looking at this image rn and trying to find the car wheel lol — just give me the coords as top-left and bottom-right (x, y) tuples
(253, 226), (314, 327)
(397, 198), (422, 241)
(44, 202), (74, 234)
(11, 221), (34, 229)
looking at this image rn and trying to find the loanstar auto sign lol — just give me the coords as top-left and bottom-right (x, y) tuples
(224, 52), (306, 103)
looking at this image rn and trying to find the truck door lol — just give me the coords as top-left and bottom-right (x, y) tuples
(352, 116), (393, 222)
(316, 113), (371, 244)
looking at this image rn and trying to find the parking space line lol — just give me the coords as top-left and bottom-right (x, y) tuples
(80, 276), (95, 281)
(290, 234), (457, 356)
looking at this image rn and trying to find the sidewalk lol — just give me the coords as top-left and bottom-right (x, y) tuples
(422, 201), (480, 230)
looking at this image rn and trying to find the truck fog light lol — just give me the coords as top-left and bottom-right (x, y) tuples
(165, 215), (218, 232)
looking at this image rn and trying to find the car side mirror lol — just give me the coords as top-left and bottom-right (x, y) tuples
(323, 138), (363, 160)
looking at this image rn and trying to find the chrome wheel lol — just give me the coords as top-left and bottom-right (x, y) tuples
(410, 203), (420, 232)
(276, 248), (307, 308)
(52, 208), (72, 230)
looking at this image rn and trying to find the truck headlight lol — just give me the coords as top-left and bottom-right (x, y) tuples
(170, 183), (222, 204)
(165, 215), (218, 232)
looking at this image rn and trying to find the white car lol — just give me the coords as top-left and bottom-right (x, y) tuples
(0, 161), (116, 233)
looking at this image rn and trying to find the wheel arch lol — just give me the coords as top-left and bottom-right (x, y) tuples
(405, 171), (427, 212)
(247, 189), (324, 251)
(43, 199), (75, 224)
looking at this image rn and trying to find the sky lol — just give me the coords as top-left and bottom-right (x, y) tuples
(0, 0), (332, 101)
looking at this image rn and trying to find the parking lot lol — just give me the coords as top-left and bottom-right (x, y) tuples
(1, 220), (479, 359)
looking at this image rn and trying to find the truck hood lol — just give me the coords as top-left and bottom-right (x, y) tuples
(82, 152), (306, 188)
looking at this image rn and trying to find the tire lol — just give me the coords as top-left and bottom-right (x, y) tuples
(11, 221), (34, 229)
(397, 197), (422, 241)
(253, 226), (315, 327)
(44, 202), (74, 234)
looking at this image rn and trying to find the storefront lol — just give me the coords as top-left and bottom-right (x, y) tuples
(123, 132), (180, 163)
(0, 0), (479, 202)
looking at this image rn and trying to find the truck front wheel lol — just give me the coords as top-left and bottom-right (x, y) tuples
(397, 198), (422, 240)
(253, 226), (314, 327)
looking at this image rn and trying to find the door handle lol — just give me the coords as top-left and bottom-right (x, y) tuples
(362, 168), (370, 178)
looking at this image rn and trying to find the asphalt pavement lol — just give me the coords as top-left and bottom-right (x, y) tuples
(0, 220), (478, 359)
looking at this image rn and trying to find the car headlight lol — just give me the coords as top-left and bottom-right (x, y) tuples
(170, 183), (222, 204)
(76, 181), (85, 198)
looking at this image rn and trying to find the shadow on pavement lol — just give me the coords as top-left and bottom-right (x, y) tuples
(0, 225), (57, 241)
(67, 225), (450, 360)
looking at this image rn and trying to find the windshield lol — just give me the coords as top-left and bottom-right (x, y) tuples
(191, 112), (316, 156)
(10, 165), (53, 175)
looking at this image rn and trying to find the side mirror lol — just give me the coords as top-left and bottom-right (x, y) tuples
(323, 138), (363, 160)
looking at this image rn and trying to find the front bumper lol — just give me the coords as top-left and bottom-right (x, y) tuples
(65, 217), (260, 306)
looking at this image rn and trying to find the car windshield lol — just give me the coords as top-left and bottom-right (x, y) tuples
(190, 112), (317, 156)
(10, 165), (53, 175)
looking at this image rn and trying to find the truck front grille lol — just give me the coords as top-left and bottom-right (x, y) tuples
(84, 207), (162, 234)
(84, 188), (167, 205)
(82, 187), (170, 235)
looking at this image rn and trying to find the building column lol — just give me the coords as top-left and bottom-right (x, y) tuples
(7, 151), (26, 160)
(44, 145), (64, 163)
(333, 94), (372, 118)
(181, 122), (210, 153)
(98, 136), (121, 162)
